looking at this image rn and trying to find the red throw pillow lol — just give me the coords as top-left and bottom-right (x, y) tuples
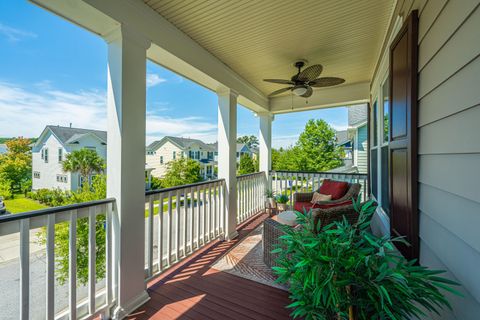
(319, 179), (349, 200)
(317, 199), (353, 209)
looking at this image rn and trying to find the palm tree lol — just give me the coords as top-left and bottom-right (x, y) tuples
(62, 148), (105, 187)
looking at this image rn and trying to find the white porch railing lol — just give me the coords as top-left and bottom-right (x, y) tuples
(144, 179), (225, 280)
(236, 172), (266, 224)
(0, 199), (115, 320)
(270, 170), (369, 203)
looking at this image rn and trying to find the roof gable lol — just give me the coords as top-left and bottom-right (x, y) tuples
(34, 126), (107, 150)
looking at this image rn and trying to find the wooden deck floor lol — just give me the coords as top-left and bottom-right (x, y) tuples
(127, 213), (292, 320)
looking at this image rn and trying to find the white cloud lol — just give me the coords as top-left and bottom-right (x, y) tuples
(146, 73), (166, 88)
(0, 81), (218, 144)
(0, 82), (107, 138)
(0, 23), (37, 42)
(146, 113), (217, 144)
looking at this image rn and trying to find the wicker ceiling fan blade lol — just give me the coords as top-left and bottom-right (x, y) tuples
(300, 86), (313, 98)
(310, 77), (345, 87)
(297, 64), (323, 82)
(268, 87), (293, 97)
(263, 79), (295, 84)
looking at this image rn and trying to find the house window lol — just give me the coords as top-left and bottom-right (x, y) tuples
(41, 149), (44, 160)
(195, 151), (200, 159)
(370, 100), (378, 198)
(207, 166), (212, 175)
(173, 151), (176, 160)
(188, 150), (193, 158)
(58, 148), (63, 162)
(372, 102), (378, 147)
(79, 175), (87, 187)
(44, 148), (49, 163)
(56, 174), (68, 183)
(34, 171), (40, 179)
(160, 156), (163, 164)
(380, 78), (390, 214)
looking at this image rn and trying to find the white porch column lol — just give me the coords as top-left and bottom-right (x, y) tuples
(217, 88), (238, 240)
(105, 26), (150, 319)
(259, 113), (273, 181)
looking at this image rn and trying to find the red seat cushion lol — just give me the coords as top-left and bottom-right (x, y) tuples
(294, 199), (353, 213)
(294, 201), (318, 213)
(319, 179), (349, 200)
(316, 199), (353, 209)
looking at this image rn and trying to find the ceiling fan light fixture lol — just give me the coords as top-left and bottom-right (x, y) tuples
(292, 85), (308, 96)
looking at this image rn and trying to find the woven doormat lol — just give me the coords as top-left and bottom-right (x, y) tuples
(211, 224), (288, 291)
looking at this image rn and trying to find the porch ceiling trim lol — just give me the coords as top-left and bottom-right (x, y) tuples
(29, 0), (270, 112)
(269, 82), (370, 114)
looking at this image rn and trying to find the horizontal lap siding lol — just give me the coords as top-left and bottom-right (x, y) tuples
(414, 0), (480, 318)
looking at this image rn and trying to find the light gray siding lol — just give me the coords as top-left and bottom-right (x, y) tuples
(355, 125), (368, 173)
(415, 0), (480, 318)
(371, 0), (480, 318)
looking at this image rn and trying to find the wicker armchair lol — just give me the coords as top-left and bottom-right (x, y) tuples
(293, 182), (361, 205)
(263, 201), (365, 268)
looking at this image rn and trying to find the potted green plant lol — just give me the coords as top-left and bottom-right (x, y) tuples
(265, 189), (276, 208)
(275, 194), (289, 211)
(273, 199), (461, 320)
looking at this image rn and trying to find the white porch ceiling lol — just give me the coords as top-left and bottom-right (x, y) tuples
(144, 0), (395, 99)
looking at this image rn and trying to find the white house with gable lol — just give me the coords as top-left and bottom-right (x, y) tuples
(32, 125), (108, 191)
(146, 136), (216, 179)
(32, 125), (154, 191)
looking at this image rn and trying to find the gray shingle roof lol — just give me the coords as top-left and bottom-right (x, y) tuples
(348, 104), (368, 127)
(38, 126), (107, 147)
(208, 142), (251, 153)
(335, 130), (350, 145)
(148, 136), (215, 152)
(0, 144), (7, 154)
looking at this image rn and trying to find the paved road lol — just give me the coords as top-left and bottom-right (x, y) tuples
(0, 203), (205, 319)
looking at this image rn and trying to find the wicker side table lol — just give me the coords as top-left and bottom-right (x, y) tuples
(263, 217), (291, 268)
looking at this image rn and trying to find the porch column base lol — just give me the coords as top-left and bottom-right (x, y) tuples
(226, 230), (239, 241)
(112, 290), (150, 320)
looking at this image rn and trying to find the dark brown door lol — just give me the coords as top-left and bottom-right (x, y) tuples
(389, 10), (419, 261)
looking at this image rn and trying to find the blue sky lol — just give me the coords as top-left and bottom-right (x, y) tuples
(0, 1), (348, 148)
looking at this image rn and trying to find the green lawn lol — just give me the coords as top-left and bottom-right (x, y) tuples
(4, 194), (48, 214)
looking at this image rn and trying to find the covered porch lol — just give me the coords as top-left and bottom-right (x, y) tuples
(3, 0), (479, 319)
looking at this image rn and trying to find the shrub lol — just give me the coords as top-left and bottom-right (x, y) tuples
(0, 178), (13, 200)
(273, 199), (461, 319)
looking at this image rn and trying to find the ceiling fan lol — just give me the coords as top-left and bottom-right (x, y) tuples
(263, 60), (345, 98)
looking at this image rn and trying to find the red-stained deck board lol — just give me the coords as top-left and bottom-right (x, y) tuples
(128, 213), (292, 320)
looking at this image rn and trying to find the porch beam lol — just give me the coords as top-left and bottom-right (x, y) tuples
(269, 81), (370, 114)
(258, 113), (273, 180)
(105, 25), (150, 319)
(217, 88), (238, 240)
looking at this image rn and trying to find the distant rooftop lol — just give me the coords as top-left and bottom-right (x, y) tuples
(0, 144), (7, 154)
(35, 125), (107, 147)
(147, 136), (215, 152)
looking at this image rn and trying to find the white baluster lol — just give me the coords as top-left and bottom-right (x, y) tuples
(69, 210), (77, 320)
(46, 214), (55, 320)
(19, 218), (30, 320)
(88, 206), (96, 315)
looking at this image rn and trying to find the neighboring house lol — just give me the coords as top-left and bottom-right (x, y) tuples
(210, 142), (254, 163)
(331, 105), (368, 174)
(32, 125), (107, 192)
(146, 136), (216, 180)
(0, 144), (7, 155)
(32, 125), (153, 191)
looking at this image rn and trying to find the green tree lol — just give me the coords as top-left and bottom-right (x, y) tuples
(272, 146), (302, 171)
(162, 158), (202, 187)
(62, 148), (105, 186)
(237, 135), (259, 149)
(238, 154), (256, 175)
(296, 119), (343, 171)
(0, 137), (32, 192)
(37, 175), (107, 285)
